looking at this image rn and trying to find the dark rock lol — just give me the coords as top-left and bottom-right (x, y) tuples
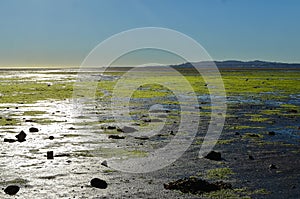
(204, 151), (222, 161)
(247, 133), (260, 138)
(4, 138), (16, 143)
(245, 78), (248, 81)
(66, 160), (72, 163)
(4, 185), (20, 195)
(142, 118), (151, 123)
(150, 118), (163, 122)
(15, 130), (26, 142)
(49, 136), (54, 140)
(68, 127), (75, 130)
(54, 153), (70, 157)
(47, 151), (54, 159)
(25, 119), (34, 122)
(134, 136), (149, 140)
(291, 185), (296, 189)
(268, 131), (276, 136)
(235, 132), (240, 136)
(108, 135), (125, 139)
(107, 126), (116, 130)
(248, 155), (254, 160)
(269, 164), (278, 169)
(117, 126), (137, 133)
(29, 127), (39, 132)
(164, 177), (231, 194)
(90, 178), (108, 189)
(288, 109), (298, 113)
(101, 160), (108, 167)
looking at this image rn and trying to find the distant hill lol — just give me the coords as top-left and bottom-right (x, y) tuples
(171, 60), (300, 69)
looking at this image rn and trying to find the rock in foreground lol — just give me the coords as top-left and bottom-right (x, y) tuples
(15, 130), (27, 142)
(4, 185), (20, 195)
(29, 127), (39, 132)
(90, 178), (108, 189)
(164, 177), (232, 194)
(204, 151), (222, 161)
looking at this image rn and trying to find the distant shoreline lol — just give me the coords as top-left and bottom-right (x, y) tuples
(0, 60), (300, 70)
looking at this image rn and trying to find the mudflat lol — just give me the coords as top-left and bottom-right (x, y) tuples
(0, 68), (299, 198)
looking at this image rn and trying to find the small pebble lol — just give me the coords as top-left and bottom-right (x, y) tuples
(269, 164), (278, 169)
(47, 151), (54, 159)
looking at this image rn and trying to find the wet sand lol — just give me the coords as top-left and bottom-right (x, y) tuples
(0, 69), (299, 198)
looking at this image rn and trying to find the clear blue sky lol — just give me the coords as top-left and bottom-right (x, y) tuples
(0, 0), (299, 66)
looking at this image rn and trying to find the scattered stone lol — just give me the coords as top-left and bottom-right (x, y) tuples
(268, 131), (276, 136)
(49, 136), (54, 140)
(25, 119), (34, 122)
(235, 132), (240, 136)
(142, 118), (151, 123)
(4, 185), (20, 195)
(248, 155), (254, 160)
(4, 138), (16, 143)
(15, 107), (18, 109)
(15, 130), (26, 142)
(247, 133), (260, 138)
(150, 118), (163, 122)
(117, 126), (137, 133)
(291, 185), (296, 189)
(55, 153), (70, 157)
(288, 109), (298, 113)
(204, 151), (222, 161)
(68, 127), (75, 130)
(269, 164), (278, 170)
(47, 151), (54, 159)
(108, 135), (125, 139)
(29, 127), (39, 132)
(106, 125), (116, 130)
(164, 177), (232, 194)
(134, 136), (149, 140)
(90, 178), (108, 189)
(101, 160), (108, 167)
(245, 78), (248, 81)
(66, 160), (72, 163)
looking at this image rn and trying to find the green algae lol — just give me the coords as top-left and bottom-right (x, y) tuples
(206, 167), (234, 180)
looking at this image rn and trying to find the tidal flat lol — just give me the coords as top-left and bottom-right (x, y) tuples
(0, 68), (299, 198)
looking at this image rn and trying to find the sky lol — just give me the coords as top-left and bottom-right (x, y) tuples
(0, 0), (299, 67)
